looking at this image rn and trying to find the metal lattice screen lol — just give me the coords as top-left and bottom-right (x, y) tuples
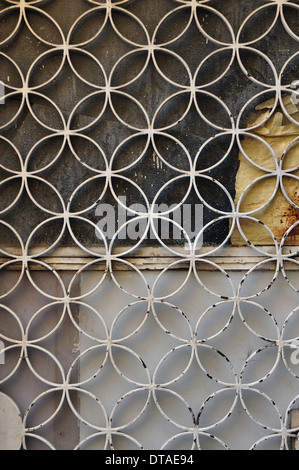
(0, 0), (299, 450)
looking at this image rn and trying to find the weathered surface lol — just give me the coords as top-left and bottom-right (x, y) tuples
(232, 96), (299, 246)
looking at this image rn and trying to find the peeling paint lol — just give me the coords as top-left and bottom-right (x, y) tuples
(231, 95), (299, 246)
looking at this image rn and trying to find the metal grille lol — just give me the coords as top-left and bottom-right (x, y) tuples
(1, 0), (299, 450)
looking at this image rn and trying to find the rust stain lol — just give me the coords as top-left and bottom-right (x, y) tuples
(278, 192), (299, 240)
(232, 95), (299, 246)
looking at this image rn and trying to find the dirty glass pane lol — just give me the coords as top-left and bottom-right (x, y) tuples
(0, 0), (297, 252)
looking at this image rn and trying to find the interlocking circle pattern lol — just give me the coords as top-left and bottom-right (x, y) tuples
(0, 0), (299, 450)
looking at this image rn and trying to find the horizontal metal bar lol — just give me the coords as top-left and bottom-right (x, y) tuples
(0, 245), (298, 271)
